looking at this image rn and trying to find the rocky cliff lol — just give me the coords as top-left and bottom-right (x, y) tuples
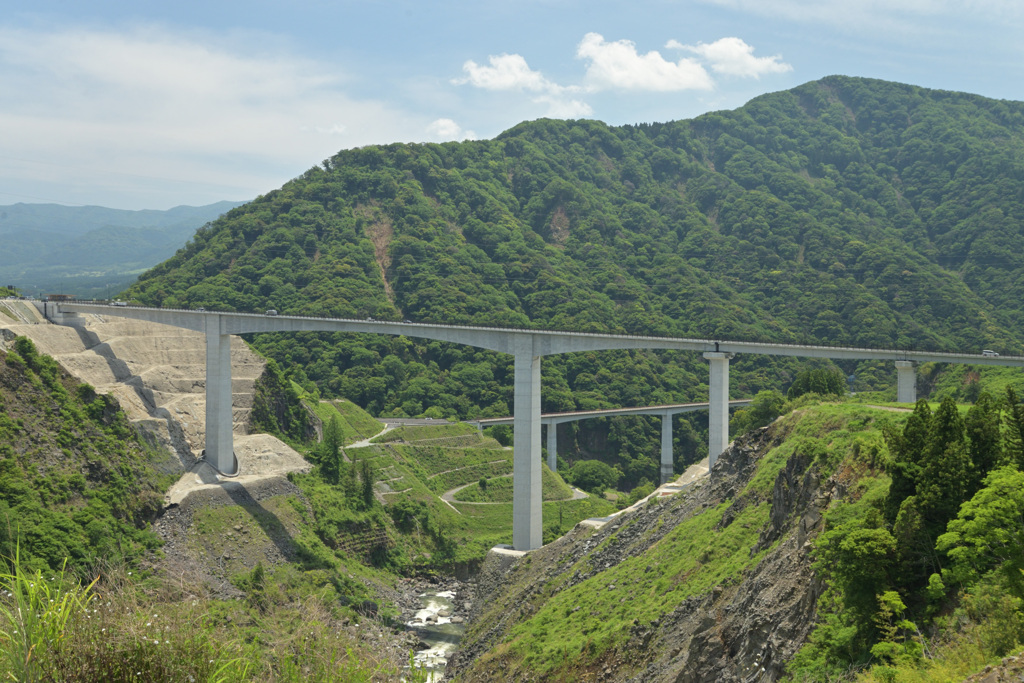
(448, 422), (845, 682)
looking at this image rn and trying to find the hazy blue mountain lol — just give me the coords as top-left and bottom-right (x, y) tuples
(0, 201), (242, 236)
(0, 200), (245, 296)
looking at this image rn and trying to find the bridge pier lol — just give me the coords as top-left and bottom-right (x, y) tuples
(512, 344), (543, 551)
(546, 423), (558, 472)
(660, 413), (673, 485)
(895, 361), (916, 404)
(705, 352), (733, 470)
(205, 317), (237, 475)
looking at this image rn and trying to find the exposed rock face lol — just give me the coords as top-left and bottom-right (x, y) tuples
(964, 653), (1024, 683)
(448, 426), (838, 682)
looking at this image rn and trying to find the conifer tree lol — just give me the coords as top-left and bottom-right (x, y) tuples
(360, 458), (375, 509)
(883, 399), (931, 525)
(916, 397), (971, 542)
(964, 391), (1002, 494)
(320, 415), (344, 484)
(891, 494), (934, 586)
(1003, 386), (1024, 470)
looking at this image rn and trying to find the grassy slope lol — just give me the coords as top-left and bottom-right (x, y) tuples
(348, 424), (615, 560)
(456, 402), (907, 680)
(0, 337), (175, 574)
(302, 390), (385, 445)
(0, 338), (426, 680)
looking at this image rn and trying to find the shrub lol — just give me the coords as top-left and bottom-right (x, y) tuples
(565, 460), (620, 494)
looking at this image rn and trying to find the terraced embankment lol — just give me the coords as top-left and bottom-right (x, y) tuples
(0, 301), (309, 497)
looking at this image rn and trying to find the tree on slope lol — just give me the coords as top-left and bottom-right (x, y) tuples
(916, 397), (972, 543)
(883, 399), (932, 525)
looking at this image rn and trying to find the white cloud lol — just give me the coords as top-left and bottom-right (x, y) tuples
(454, 52), (591, 119)
(576, 32), (713, 92)
(0, 25), (427, 208)
(454, 53), (557, 92)
(668, 37), (791, 78)
(455, 32), (786, 121)
(427, 118), (477, 141)
(532, 95), (594, 118)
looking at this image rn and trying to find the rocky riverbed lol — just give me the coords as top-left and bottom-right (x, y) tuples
(396, 577), (471, 680)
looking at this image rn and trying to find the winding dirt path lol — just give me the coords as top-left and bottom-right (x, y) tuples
(440, 474), (588, 504)
(427, 459), (510, 480)
(346, 424), (394, 449)
(863, 404), (914, 412)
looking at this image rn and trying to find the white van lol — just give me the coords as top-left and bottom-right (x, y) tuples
(982, 350), (999, 357)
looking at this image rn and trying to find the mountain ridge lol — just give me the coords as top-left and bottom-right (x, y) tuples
(120, 75), (1024, 488)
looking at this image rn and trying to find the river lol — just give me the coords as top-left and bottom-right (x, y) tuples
(407, 589), (466, 681)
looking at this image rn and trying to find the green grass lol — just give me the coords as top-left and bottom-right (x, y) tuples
(0, 555), (428, 682)
(744, 402), (899, 494)
(188, 496), (310, 577)
(374, 443), (514, 494)
(331, 399), (384, 442)
(457, 400), (921, 680)
(447, 495), (617, 552)
(926, 363), (1024, 403)
(353, 437), (614, 560)
(471, 498), (771, 678)
(304, 398), (383, 446)
(371, 422), (481, 444)
(453, 467), (576, 503)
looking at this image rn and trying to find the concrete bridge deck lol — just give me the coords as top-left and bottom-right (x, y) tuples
(470, 400), (752, 484)
(49, 301), (1024, 550)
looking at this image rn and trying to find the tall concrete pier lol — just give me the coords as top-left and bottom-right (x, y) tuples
(895, 361), (917, 404)
(512, 343), (544, 551)
(204, 317), (237, 475)
(704, 352), (733, 469)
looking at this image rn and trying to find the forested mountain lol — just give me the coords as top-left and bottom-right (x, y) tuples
(126, 75), (1024, 487)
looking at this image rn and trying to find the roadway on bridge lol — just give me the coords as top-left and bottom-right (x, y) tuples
(51, 300), (1024, 551)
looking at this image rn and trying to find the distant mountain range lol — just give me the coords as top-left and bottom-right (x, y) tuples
(0, 201), (245, 297)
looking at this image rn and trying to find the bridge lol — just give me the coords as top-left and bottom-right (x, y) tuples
(470, 400), (753, 485)
(47, 302), (1024, 550)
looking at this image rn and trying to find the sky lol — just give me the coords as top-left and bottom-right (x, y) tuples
(1, 0), (1022, 211)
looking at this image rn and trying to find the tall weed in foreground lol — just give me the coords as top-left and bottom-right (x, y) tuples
(1, 550), (427, 682)
(0, 553), (96, 682)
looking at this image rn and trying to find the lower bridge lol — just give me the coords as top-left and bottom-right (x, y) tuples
(470, 400), (753, 485)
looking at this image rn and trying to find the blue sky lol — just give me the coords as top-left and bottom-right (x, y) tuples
(1, 0), (1022, 211)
